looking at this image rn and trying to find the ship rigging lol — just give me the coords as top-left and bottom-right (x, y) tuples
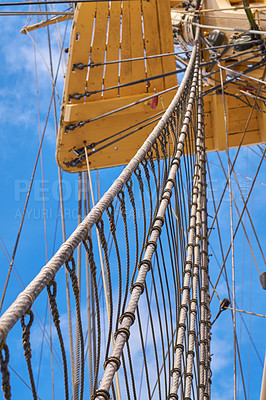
(0, 1), (265, 399)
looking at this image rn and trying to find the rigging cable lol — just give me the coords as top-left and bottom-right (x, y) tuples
(71, 40), (261, 70)
(0, 23), (71, 312)
(216, 152), (262, 273)
(84, 147), (122, 400)
(65, 85), (179, 133)
(208, 67), (266, 236)
(210, 144), (266, 302)
(45, 14), (75, 390)
(33, 28), (54, 400)
(219, 65), (237, 400)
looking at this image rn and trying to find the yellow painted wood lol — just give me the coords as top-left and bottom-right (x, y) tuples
(204, 80), (265, 151)
(229, 118), (259, 135)
(57, 0), (265, 173)
(227, 130), (261, 148)
(228, 107), (259, 134)
(57, 0), (181, 171)
(64, 93), (164, 122)
(20, 15), (73, 34)
(156, 0), (177, 88)
(57, 84), (265, 171)
(119, 1), (146, 96)
(63, 3), (96, 105)
(57, 90), (176, 172)
(119, 2), (133, 96)
(86, 2), (109, 101)
(257, 103), (266, 142)
(206, 137), (214, 152)
(210, 93), (228, 151)
(204, 111), (213, 138)
(128, 0), (147, 94)
(103, 2), (121, 99)
(142, 0), (164, 92)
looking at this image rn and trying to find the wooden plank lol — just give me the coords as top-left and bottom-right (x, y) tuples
(227, 105), (259, 134)
(63, 3), (96, 105)
(204, 112), (213, 138)
(142, 0), (164, 92)
(204, 97), (211, 113)
(228, 130), (261, 148)
(257, 103), (266, 142)
(228, 116), (258, 134)
(64, 90), (176, 123)
(129, 0), (146, 94)
(156, 0), (177, 88)
(57, 90), (176, 171)
(210, 93), (227, 151)
(119, 1), (146, 96)
(228, 106), (257, 122)
(64, 93), (162, 122)
(205, 137), (214, 152)
(120, 1), (133, 96)
(86, 1), (109, 101)
(103, 1), (121, 99)
(227, 95), (250, 109)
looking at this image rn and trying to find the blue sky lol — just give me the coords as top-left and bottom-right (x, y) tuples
(0, 5), (266, 400)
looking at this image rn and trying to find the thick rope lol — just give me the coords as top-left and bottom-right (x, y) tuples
(93, 38), (201, 400)
(0, 28), (200, 346)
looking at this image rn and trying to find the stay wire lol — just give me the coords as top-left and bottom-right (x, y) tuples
(209, 242), (263, 367)
(8, 364), (43, 400)
(65, 84), (179, 133)
(71, 39), (262, 71)
(216, 151), (264, 272)
(208, 67), (266, 237)
(0, 12), (68, 314)
(154, 239), (172, 389)
(33, 28), (52, 397)
(203, 61), (266, 97)
(69, 69), (184, 100)
(219, 65), (237, 400)
(210, 144), (266, 300)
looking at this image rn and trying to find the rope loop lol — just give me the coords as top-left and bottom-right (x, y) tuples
(0, 343), (11, 400)
(150, 225), (161, 235)
(152, 139), (159, 152)
(103, 356), (121, 371)
(119, 311), (135, 325)
(134, 167), (141, 178)
(47, 279), (57, 298)
(170, 367), (181, 376)
(107, 203), (114, 216)
(83, 236), (97, 276)
(130, 282), (144, 295)
(154, 215), (164, 227)
(66, 257), (76, 275)
(125, 177), (133, 190)
(46, 280), (69, 400)
(167, 394), (178, 400)
(21, 310), (37, 400)
(93, 389), (110, 400)
(138, 259), (152, 271)
(141, 159), (150, 181)
(117, 190), (125, 203)
(147, 149), (153, 159)
(96, 218), (104, 233)
(114, 327), (130, 341)
(21, 309), (34, 331)
(106, 204), (116, 234)
(145, 240), (157, 251)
